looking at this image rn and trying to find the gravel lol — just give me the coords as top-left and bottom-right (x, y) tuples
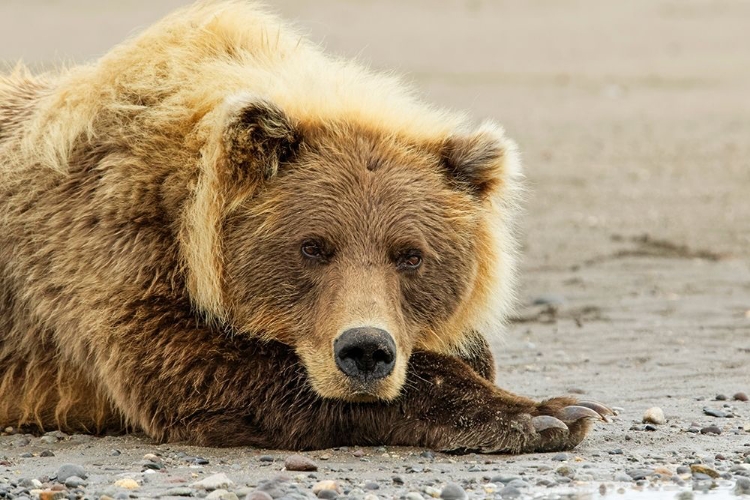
(285, 455), (319, 472)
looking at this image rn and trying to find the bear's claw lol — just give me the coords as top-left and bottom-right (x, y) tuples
(532, 415), (568, 432)
(529, 398), (613, 452)
(557, 405), (604, 423)
(577, 400), (615, 422)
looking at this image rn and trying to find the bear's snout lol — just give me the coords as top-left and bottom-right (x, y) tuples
(334, 327), (396, 382)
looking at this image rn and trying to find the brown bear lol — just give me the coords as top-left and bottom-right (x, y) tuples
(0, 1), (610, 452)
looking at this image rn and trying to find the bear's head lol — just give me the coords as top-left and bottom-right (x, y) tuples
(183, 94), (521, 402)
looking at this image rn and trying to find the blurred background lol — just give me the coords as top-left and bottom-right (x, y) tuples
(1, 0), (748, 267)
(1, 1), (748, 437)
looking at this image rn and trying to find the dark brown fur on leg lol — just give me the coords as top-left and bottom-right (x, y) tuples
(456, 331), (496, 382)
(73, 298), (598, 453)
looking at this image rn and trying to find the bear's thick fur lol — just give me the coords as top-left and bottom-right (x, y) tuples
(0, 1), (610, 451)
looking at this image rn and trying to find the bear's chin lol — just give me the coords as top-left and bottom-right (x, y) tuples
(307, 371), (404, 403)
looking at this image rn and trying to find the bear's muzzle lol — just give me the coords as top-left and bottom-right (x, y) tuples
(334, 327), (396, 382)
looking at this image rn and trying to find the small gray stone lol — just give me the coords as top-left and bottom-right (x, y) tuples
(498, 486), (521, 499)
(207, 490), (239, 500)
(626, 469), (654, 481)
(506, 479), (528, 489)
(40, 435), (59, 445)
(57, 463), (88, 482)
(551, 453), (568, 461)
(259, 455), (274, 462)
(192, 473), (235, 491)
(65, 475), (87, 488)
(284, 455), (318, 472)
(405, 494), (424, 500)
(40, 450), (55, 457)
(703, 407), (728, 418)
(439, 483), (466, 500)
(163, 487), (195, 497)
(490, 476), (520, 484)
(247, 492), (274, 500)
(363, 483), (379, 491)
(555, 465), (574, 477)
(736, 477), (750, 495)
(316, 490), (337, 500)
(17, 478), (41, 489)
(700, 425), (722, 435)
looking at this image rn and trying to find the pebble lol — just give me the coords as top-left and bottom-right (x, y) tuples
(405, 494), (424, 500)
(317, 490), (338, 500)
(690, 464), (719, 478)
(192, 473), (235, 490)
(490, 476), (520, 484)
(392, 476), (404, 485)
(555, 465), (574, 477)
(40, 436), (58, 445)
(39, 450), (55, 457)
(206, 489), (239, 500)
(498, 486), (521, 499)
(64, 476), (86, 488)
(506, 479), (529, 489)
(363, 495), (378, 500)
(715, 394), (727, 401)
(256, 475), (290, 498)
(551, 453), (568, 461)
(352, 450), (365, 458)
(19, 478), (41, 489)
(703, 407), (729, 418)
(247, 491), (273, 500)
(259, 455), (274, 462)
(56, 464), (87, 482)
(626, 469), (654, 481)
(363, 482), (379, 490)
(736, 477), (750, 495)
(642, 407), (665, 425)
(423, 486), (441, 498)
(312, 480), (341, 495)
(164, 487), (194, 496)
(114, 478), (140, 490)
(439, 483), (466, 500)
(284, 455), (318, 472)
(735, 392), (748, 402)
(700, 425), (722, 435)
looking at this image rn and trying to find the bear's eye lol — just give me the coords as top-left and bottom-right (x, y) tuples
(301, 239), (325, 260)
(396, 251), (423, 271)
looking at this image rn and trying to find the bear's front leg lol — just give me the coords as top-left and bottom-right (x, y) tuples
(99, 300), (609, 452)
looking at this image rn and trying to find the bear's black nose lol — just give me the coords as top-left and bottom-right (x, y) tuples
(334, 327), (396, 381)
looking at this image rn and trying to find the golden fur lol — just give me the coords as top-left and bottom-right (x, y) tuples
(0, 0), (528, 440)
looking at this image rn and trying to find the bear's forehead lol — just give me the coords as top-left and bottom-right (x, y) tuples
(257, 128), (479, 249)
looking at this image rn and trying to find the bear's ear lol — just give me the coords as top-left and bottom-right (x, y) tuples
(440, 122), (519, 199)
(218, 94), (302, 187)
